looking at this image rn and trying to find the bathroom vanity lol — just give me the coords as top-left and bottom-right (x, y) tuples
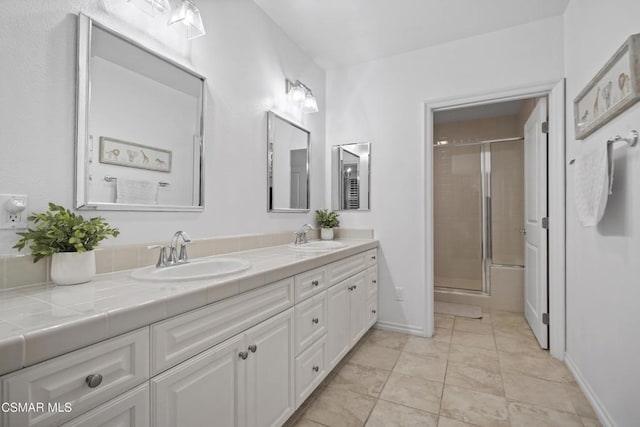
(0, 240), (378, 427)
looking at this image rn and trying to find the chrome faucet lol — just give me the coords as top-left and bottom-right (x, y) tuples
(148, 231), (192, 268)
(294, 223), (314, 245)
(168, 231), (192, 265)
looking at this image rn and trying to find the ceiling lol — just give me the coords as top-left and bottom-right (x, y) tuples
(253, 0), (570, 69)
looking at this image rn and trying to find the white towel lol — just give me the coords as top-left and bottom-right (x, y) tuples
(116, 178), (158, 204)
(573, 143), (614, 226)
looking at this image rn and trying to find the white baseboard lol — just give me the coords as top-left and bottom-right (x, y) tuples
(564, 353), (615, 427)
(374, 321), (425, 336)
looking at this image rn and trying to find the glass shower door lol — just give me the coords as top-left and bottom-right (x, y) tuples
(434, 145), (484, 292)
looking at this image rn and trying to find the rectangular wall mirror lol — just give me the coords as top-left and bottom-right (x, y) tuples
(267, 111), (311, 212)
(75, 14), (206, 211)
(331, 142), (371, 211)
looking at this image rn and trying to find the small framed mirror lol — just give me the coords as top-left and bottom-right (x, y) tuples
(75, 14), (206, 211)
(267, 111), (311, 212)
(331, 142), (371, 211)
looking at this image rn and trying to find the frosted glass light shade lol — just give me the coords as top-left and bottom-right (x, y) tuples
(128, 0), (170, 17)
(168, 0), (206, 40)
(302, 92), (319, 113)
(289, 84), (306, 102)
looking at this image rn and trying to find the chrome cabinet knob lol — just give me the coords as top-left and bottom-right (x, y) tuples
(372, 279), (377, 284)
(312, 280), (319, 287)
(312, 317), (319, 324)
(239, 351), (249, 360)
(248, 344), (257, 353)
(353, 285), (357, 290)
(372, 309), (377, 314)
(312, 366), (319, 372)
(85, 374), (103, 388)
(371, 256), (376, 260)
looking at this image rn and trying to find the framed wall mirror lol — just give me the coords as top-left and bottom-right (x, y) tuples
(75, 14), (206, 211)
(331, 142), (371, 211)
(267, 111), (310, 212)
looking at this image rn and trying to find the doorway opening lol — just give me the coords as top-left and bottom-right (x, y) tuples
(424, 80), (566, 358)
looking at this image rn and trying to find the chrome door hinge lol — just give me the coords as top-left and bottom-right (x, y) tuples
(542, 217), (549, 229)
(541, 121), (549, 134)
(542, 313), (549, 325)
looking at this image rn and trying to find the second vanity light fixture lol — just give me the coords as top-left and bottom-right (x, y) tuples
(286, 79), (319, 114)
(128, 0), (206, 40)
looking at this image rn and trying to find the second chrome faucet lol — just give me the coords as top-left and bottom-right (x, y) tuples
(149, 230), (192, 268)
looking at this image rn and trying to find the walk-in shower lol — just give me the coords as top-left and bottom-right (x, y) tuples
(433, 107), (527, 299)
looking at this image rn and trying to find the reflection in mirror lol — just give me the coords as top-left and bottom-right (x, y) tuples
(75, 14), (206, 211)
(331, 142), (371, 211)
(267, 111), (310, 212)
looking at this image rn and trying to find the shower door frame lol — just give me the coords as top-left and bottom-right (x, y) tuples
(423, 79), (567, 361)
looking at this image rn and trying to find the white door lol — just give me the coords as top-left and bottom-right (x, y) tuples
(524, 97), (549, 349)
(327, 280), (351, 369)
(151, 334), (246, 427)
(245, 308), (295, 427)
(349, 272), (367, 346)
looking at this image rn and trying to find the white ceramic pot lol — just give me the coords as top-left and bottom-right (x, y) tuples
(320, 228), (334, 240)
(50, 250), (96, 286)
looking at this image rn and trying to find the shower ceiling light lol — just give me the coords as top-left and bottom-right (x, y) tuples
(286, 79), (319, 114)
(168, 0), (206, 40)
(128, 0), (170, 17)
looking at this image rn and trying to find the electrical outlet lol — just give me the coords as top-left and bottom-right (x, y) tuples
(395, 287), (404, 301)
(0, 194), (28, 230)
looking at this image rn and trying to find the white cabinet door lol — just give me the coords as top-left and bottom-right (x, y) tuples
(62, 384), (149, 427)
(151, 334), (246, 427)
(244, 308), (295, 427)
(326, 280), (351, 370)
(349, 272), (367, 346)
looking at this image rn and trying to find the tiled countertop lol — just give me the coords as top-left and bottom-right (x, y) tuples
(0, 239), (378, 375)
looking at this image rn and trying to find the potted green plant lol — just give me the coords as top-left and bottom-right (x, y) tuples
(14, 203), (119, 285)
(315, 209), (340, 240)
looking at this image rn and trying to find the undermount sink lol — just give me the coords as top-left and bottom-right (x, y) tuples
(131, 257), (251, 282)
(287, 240), (347, 252)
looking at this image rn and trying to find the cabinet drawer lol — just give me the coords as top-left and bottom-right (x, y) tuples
(294, 266), (327, 303)
(1, 328), (149, 427)
(366, 249), (378, 267)
(367, 294), (378, 329)
(294, 292), (328, 355)
(152, 278), (294, 375)
(62, 383), (149, 427)
(366, 266), (378, 298)
(328, 252), (367, 286)
(295, 335), (327, 409)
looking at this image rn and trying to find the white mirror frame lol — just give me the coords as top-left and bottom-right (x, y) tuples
(75, 14), (207, 212)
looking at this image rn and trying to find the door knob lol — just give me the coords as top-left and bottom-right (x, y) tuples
(312, 280), (319, 287)
(312, 317), (319, 324)
(239, 351), (249, 360)
(248, 344), (257, 353)
(372, 309), (377, 314)
(312, 366), (319, 372)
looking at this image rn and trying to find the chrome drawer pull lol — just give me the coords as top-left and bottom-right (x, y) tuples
(312, 317), (319, 324)
(311, 280), (319, 287)
(312, 366), (319, 373)
(239, 351), (249, 360)
(85, 374), (103, 388)
(248, 344), (258, 353)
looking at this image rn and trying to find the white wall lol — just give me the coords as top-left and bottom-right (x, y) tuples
(0, 0), (325, 254)
(564, 1), (640, 425)
(326, 17), (564, 333)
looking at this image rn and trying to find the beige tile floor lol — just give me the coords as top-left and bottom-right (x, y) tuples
(286, 312), (601, 427)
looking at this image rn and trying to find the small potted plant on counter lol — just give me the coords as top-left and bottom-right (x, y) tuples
(315, 209), (340, 240)
(14, 203), (119, 285)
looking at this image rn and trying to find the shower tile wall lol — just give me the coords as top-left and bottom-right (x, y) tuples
(434, 115), (524, 294)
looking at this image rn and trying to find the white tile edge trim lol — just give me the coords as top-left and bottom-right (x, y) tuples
(564, 353), (615, 427)
(373, 321), (424, 337)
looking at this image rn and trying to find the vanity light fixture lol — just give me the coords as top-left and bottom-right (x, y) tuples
(127, 0), (170, 17)
(168, 0), (206, 40)
(286, 79), (319, 114)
